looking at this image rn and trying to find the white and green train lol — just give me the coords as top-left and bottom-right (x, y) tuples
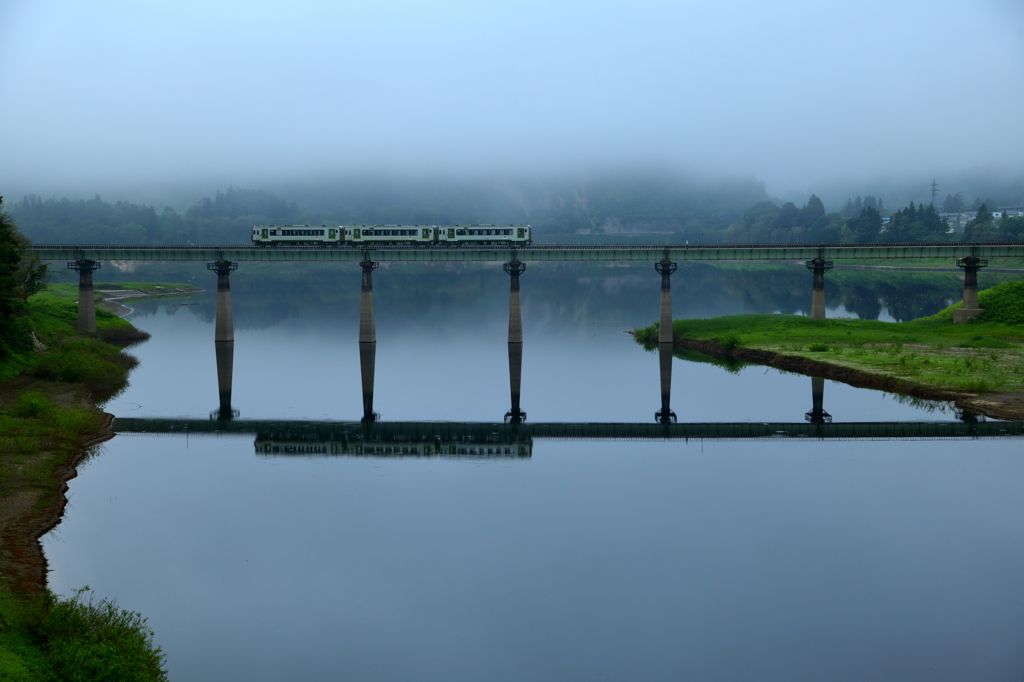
(252, 224), (532, 247)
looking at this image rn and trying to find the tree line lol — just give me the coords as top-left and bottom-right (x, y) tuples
(0, 197), (48, 368)
(8, 180), (1024, 247)
(7, 178), (771, 246)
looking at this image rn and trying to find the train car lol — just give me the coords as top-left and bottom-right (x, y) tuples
(251, 225), (341, 246)
(252, 224), (531, 247)
(435, 225), (532, 246)
(346, 225), (435, 245)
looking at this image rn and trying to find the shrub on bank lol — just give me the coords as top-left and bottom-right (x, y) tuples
(0, 589), (167, 682)
(40, 589), (167, 682)
(977, 280), (1024, 325)
(32, 339), (138, 400)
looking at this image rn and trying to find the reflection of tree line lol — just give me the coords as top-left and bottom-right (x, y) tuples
(123, 263), (1016, 330)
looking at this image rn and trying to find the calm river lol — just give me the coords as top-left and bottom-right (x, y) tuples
(44, 263), (1024, 681)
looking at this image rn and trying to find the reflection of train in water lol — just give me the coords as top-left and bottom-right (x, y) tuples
(252, 224), (532, 247)
(255, 439), (532, 459)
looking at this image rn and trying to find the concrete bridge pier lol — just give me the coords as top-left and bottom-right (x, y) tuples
(359, 259), (379, 422)
(208, 260), (238, 420)
(213, 339), (236, 421)
(954, 256), (988, 323)
(804, 377), (831, 424)
(655, 255), (677, 343)
(208, 260), (237, 344)
(67, 259), (101, 332)
(653, 255), (678, 423)
(804, 256), (833, 320)
(652, 256), (677, 423)
(504, 257), (527, 422)
(656, 342), (676, 424)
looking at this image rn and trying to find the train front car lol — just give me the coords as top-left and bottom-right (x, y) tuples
(438, 225), (531, 246)
(253, 225), (343, 247)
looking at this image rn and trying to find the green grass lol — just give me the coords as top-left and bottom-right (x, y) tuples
(39, 282), (200, 302)
(635, 279), (1024, 394)
(0, 588), (166, 681)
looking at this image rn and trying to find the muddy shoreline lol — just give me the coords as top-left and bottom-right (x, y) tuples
(674, 337), (1024, 421)
(0, 379), (116, 596)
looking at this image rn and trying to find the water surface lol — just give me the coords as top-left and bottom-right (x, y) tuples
(44, 266), (1024, 681)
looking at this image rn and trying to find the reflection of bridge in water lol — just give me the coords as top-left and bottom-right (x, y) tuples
(111, 418), (1024, 460)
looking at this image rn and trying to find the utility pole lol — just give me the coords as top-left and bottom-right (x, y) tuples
(931, 179), (939, 205)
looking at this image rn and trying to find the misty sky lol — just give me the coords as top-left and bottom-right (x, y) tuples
(1, 0), (1022, 199)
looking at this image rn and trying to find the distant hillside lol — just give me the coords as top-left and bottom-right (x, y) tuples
(9, 175), (770, 245)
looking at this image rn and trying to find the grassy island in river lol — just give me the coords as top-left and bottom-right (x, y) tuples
(635, 280), (1024, 420)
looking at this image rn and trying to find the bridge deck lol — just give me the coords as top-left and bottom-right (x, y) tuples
(112, 418), (1024, 441)
(31, 242), (1024, 263)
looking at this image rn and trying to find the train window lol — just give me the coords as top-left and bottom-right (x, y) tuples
(456, 230), (466, 236)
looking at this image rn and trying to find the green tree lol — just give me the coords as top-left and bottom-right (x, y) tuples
(963, 204), (996, 242)
(943, 192), (965, 213)
(11, 232), (48, 300)
(799, 194), (825, 227)
(1001, 216), (1024, 240)
(0, 197), (29, 364)
(0, 197), (22, 298)
(845, 206), (882, 242)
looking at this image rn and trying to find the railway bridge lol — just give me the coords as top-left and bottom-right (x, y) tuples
(31, 241), (1024, 424)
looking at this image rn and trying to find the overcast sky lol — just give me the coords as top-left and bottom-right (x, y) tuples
(1, 0), (1022, 201)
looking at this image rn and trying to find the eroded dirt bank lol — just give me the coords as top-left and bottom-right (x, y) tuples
(0, 378), (115, 596)
(674, 337), (1024, 421)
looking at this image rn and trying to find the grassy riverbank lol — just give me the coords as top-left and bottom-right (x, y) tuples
(0, 287), (176, 680)
(635, 280), (1024, 418)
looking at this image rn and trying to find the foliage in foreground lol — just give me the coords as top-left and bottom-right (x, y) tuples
(0, 588), (167, 681)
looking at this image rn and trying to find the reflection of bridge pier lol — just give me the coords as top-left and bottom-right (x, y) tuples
(504, 255), (526, 422)
(208, 259), (238, 420)
(954, 255), (987, 323)
(68, 259), (101, 332)
(213, 339), (236, 420)
(655, 254), (677, 423)
(804, 377), (831, 424)
(359, 258), (379, 422)
(805, 252), (833, 320)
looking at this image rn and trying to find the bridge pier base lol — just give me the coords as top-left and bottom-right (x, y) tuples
(504, 257), (526, 423)
(360, 259), (379, 422)
(954, 256), (987, 323)
(804, 377), (831, 424)
(68, 260), (101, 333)
(805, 256), (833, 320)
(656, 342), (676, 424)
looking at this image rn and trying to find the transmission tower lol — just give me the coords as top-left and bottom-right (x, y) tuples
(930, 179), (939, 204)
